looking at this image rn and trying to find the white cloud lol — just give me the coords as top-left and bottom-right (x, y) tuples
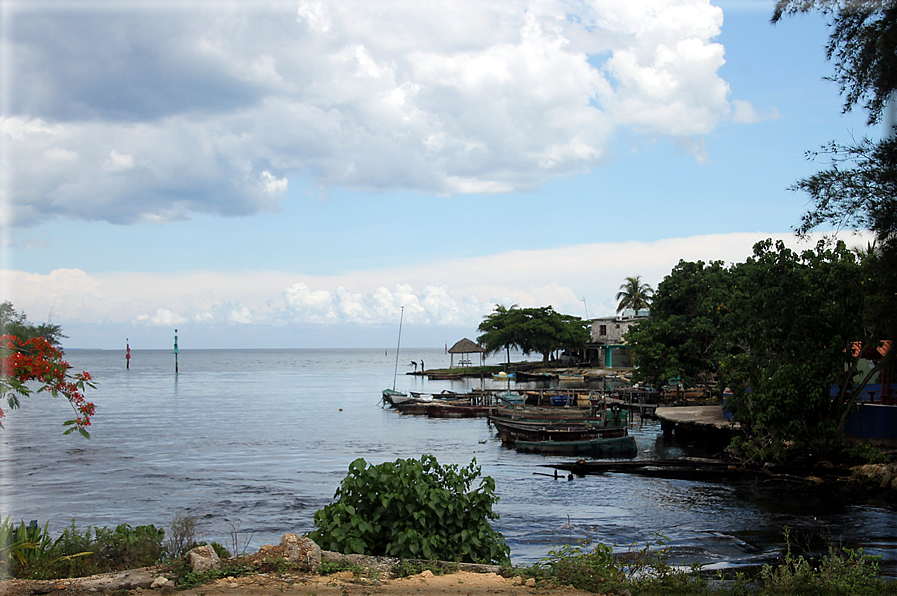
(43, 148), (78, 162)
(730, 99), (781, 123)
(0, 231), (876, 347)
(4, 0), (757, 227)
(103, 150), (135, 172)
(135, 308), (187, 327)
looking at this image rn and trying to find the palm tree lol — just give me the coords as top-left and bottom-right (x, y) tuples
(616, 276), (653, 316)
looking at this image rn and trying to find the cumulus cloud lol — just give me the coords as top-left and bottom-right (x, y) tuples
(135, 308), (187, 327)
(0, 231), (875, 347)
(3, 0), (754, 227)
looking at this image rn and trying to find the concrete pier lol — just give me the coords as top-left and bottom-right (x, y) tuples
(655, 405), (739, 441)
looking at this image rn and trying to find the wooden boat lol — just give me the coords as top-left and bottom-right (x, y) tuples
(392, 400), (434, 415)
(557, 374), (584, 383)
(493, 372), (516, 381)
(394, 401), (495, 418)
(410, 390), (459, 400)
(491, 417), (626, 444)
(382, 387), (409, 405)
(496, 392), (526, 405)
(423, 403), (497, 418)
(491, 405), (597, 420)
(514, 434), (637, 457)
(514, 371), (552, 383)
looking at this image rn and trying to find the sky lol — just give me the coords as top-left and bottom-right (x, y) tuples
(0, 0), (882, 350)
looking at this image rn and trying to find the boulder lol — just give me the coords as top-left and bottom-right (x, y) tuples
(280, 533), (322, 568)
(188, 545), (221, 573)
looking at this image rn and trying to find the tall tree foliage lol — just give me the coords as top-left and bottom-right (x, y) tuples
(477, 305), (589, 363)
(476, 304), (521, 365)
(625, 261), (730, 393)
(773, 0), (897, 360)
(0, 301), (66, 348)
(627, 240), (883, 461)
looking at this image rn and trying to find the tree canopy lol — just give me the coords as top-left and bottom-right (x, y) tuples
(627, 239), (885, 461)
(774, 0), (897, 363)
(477, 305), (589, 363)
(773, 0), (897, 126)
(0, 301), (66, 348)
(0, 302), (96, 437)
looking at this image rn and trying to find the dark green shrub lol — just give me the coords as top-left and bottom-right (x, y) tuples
(309, 455), (509, 564)
(847, 443), (892, 464)
(209, 541), (230, 560)
(2, 520), (163, 580)
(0, 518), (56, 578)
(532, 542), (622, 592)
(759, 528), (888, 596)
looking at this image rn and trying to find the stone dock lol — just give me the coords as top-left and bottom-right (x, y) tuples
(655, 405), (740, 442)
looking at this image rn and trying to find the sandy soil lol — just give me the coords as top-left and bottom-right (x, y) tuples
(1, 570), (599, 596)
(169, 569), (596, 596)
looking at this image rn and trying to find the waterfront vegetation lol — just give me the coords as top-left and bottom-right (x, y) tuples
(4, 513), (897, 595)
(626, 238), (891, 464)
(309, 455), (510, 565)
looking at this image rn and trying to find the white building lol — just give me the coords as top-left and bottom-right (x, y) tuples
(589, 314), (648, 367)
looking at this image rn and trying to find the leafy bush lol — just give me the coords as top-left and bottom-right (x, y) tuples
(847, 443), (892, 464)
(760, 528), (888, 596)
(0, 518), (56, 578)
(528, 534), (706, 595)
(1, 519), (163, 580)
(309, 455), (510, 564)
(531, 542), (621, 592)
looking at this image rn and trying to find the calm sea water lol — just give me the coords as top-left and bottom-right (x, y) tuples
(1, 348), (895, 571)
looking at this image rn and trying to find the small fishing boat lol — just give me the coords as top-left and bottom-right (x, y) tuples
(382, 387), (410, 405)
(514, 434), (638, 457)
(557, 374), (584, 383)
(491, 417), (625, 444)
(496, 392), (526, 405)
(423, 403), (497, 418)
(491, 405), (597, 421)
(493, 372), (516, 381)
(410, 390), (459, 400)
(514, 371), (552, 383)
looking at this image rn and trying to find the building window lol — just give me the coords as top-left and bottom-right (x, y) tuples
(599, 325), (607, 335)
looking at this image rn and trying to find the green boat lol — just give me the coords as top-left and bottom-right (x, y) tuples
(514, 434), (638, 457)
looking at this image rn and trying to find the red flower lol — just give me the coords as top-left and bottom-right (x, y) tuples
(0, 334), (97, 438)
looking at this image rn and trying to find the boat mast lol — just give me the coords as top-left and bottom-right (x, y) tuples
(392, 306), (404, 391)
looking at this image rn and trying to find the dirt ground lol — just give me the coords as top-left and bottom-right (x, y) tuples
(1, 570), (599, 596)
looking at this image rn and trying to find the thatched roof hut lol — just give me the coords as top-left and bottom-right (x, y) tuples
(448, 338), (485, 367)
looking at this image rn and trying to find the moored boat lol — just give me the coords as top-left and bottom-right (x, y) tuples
(382, 387), (409, 405)
(514, 434), (637, 457)
(491, 417), (626, 444)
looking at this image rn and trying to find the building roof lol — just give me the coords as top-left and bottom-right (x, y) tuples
(448, 338), (485, 354)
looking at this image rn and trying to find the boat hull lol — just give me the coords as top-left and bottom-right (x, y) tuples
(514, 435), (637, 457)
(491, 418), (626, 444)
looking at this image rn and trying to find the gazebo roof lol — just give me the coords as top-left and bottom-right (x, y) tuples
(448, 338), (485, 354)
